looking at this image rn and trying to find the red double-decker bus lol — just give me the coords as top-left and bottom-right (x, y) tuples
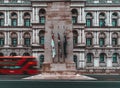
(0, 56), (38, 75)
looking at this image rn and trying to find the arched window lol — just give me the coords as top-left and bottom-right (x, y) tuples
(112, 13), (118, 27)
(11, 12), (17, 26)
(0, 53), (4, 56)
(39, 30), (45, 45)
(87, 53), (93, 63)
(71, 9), (78, 24)
(0, 12), (4, 26)
(112, 53), (118, 63)
(24, 32), (31, 46)
(99, 13), (106, 27)
(73, 30), (78, 46)
(0, 32), (4, 46)
(99, 33), (106, 47)
(112, 33), (118, 46)
(86, 33), (93, 46)
(39, 55), (44, 68)
(86, 13), (93, 27)
(11, 32), (17, 47)
(10, 52), (17, 56)
(24, 12), (31, 27)
(39, 9), (46, 24)
(23, 52), (30, 56)
(100, 53), (106, 63)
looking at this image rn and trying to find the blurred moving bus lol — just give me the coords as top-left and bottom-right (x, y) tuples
(0, 56), (38, 75)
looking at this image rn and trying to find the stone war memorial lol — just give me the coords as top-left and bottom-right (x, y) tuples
(0, 0), (120, 79)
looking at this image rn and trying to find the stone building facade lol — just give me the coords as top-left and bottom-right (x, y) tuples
(0, 0), (120, 74)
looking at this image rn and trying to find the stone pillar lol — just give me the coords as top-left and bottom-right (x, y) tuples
(4, 32), (7, 46)
(7, 11), (10, 26)
(7, 31), (10, 45)
(96, 11), (99, 26)
(32, 7), (35, 23)
(82, 29), (85, 44)
(109, 11), (112, 26)
(82, 7), (85, 23)
(78, 29), (81, 45)
(18, 32), (20, 45)
(78, 8), (82, 23)
(4, 11), (7, 26)
(18, 11), (20, 26)
(96, 32), (99, 46)
(20, 31), (23, 45)
(78, 52), (85, 68)
(94, 57), (99, 67)
(109, 32), (112, 46)
(35, 7), (37, 23)
(107, 57), (112, 67)
(106, 11), (109, 26)
(93, 12), (96, 26)
(32, 29), (35, 44)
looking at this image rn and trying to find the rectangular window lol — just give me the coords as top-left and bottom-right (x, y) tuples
(40, 16), (45, 24)
(99, 19), (105, 27)
(86, 38), (92, 46)
(86, 19), (92, 27)
(11, 19), (17, 26)
(112, 19), (117, 27)
(0, 19), (4, 26)
(72, 16), (77, 24)
(112, 38), (117, 46)
(24, 19), (30, 27)
(24, 38), (30, 46)
(12, 38), (17, 46)
(0, 38), (4, 46)
(99, 38), (104, 47)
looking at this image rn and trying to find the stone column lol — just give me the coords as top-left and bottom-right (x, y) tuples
(18, 11), (20, 26)
(107, 57), (112, 67)
(35, 7), (38, 23)
(82, 29), (85, 44)
(4, 11), (7, 26)
(4, 32), (7, 46)
(109, 11), (112, 26)
(94, 57), (99, 67)
(20, 31), (23, 45)
(96, 11), (99, 26)
(93, 12), (96, 26)
(82, 7), (85, 23)
(32, 7), (35, 23)
(106, 11), (109, 26)
(78, 52), (85, 68)
(7, 31), (10, 45)
(78, 8), (82, 23)
(7, 11), (10, 26)
(18, 32), (20, 46)
(96, 32), (99, 46)
(32, 29), (35, 44)
(78, 29), (81, 45)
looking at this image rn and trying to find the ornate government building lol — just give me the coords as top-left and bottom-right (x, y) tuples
(0, 0), (120, 74)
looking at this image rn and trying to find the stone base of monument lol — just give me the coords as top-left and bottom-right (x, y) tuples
(23, 73), (96, 80)
(23, 62), (96, 80)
